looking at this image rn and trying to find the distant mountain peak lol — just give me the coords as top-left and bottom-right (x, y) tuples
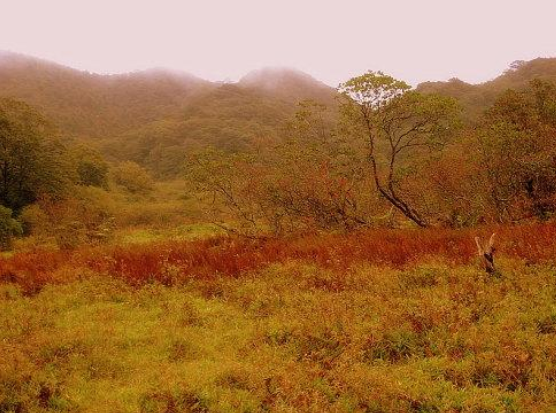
(238, 66), (335, 103)
(0, 50), (67, 66)
(240, 66), (325, 87)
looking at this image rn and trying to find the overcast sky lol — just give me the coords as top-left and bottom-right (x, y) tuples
(1, 0), (555, 86)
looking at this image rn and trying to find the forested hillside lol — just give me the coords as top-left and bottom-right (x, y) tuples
(0, 51), (211, 137)
(417, 58), (556, 120)
(0, 51), (336, 177)
(102, 83), (320, 178)
(5, 52), (556, 149)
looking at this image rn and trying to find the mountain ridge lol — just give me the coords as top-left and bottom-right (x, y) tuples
(0, 51), (335, 139)
(416, 57), (556, 120)
(3, 51), (556, 177)
(0, 50), (331, 89)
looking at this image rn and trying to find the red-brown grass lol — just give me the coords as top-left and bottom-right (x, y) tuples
(2, 222), (556, 293)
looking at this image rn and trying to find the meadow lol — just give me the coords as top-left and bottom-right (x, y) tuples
(3, 55), (556, 412)
(2, 223), (556, 412)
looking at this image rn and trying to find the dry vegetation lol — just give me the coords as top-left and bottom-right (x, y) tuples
(1, 222), (555, 294)
(2, 223), (556, 412)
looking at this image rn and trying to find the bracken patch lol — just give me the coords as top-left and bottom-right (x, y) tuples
(1, 222), (556, 293)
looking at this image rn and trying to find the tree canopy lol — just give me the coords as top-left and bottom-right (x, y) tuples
(0, 98), (71, 212)
(339, 71), (461, 227)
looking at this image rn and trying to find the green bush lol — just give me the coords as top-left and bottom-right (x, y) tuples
(70, 144), (109, 188)
(111, 161), (154, 194)
(0, 206), (22, 250)
(19, 188), (116, 249)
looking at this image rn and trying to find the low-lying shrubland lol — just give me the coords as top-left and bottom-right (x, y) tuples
(1, 223), (556, 412)
(1, 222), (555, 294)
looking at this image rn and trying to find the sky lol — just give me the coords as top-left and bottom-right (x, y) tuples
(1, 0), (555, 86)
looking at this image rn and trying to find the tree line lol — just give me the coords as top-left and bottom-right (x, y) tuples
(188, 72), (556, 236)
(0, 97), (155, 249)
(2, 68), (556, 245)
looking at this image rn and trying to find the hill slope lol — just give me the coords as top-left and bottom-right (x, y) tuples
(103, 84), (300, 177)
(0, 51), (212, 137)
(3, 52), (556, 176)
(417, 58), (556, 120)
(0, 53), (337, 176)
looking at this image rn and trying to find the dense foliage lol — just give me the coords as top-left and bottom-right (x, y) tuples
(192, 73), (556, 234)
(417, 58), (556, 121)
(0, 98), (71, 212)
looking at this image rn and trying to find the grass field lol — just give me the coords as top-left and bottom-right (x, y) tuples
(2, 224), (556, 412)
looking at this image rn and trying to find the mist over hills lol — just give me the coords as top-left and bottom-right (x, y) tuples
(0, 51), (212, 137)
(239, 66), (336, 104)
(0, 52), (338, 176)
(1, 51), (556, 176)
(0, 51), (334, 137)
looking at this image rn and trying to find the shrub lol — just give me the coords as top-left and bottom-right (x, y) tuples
(0, 206), (22, 250)
(19, 189), (116, 249)
(70, 144), (109, 188)
(111, 161), (154, 194)
(19, 204), (46, 236)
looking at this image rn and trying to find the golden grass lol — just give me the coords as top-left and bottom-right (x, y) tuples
(2, 259), (556, 412)
(2, 223), (556, 411)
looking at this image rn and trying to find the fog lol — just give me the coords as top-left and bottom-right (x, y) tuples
(2, 0), (555, 86)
